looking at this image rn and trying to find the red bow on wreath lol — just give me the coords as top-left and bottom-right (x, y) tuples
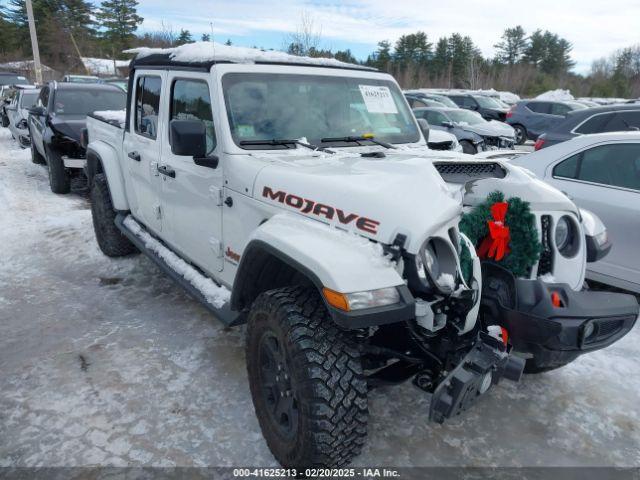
(478, 202), (511, 261)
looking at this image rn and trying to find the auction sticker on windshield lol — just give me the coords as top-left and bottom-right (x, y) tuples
(358, 85), (398, 114)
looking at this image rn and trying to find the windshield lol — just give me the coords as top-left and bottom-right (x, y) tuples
(53, 89), (126, 115)
(475, 96), (502, 108)
(447, 110), (486, 126)
(0, 75), (29, 86)
(20, 91), (39, 108)
(223, 73), (419, 148)
(428, 95), (458, 108)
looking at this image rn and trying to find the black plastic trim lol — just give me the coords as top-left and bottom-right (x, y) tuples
(585, 234), (612, 263)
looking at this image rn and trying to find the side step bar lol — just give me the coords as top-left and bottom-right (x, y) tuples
(115, 213), (243, 327)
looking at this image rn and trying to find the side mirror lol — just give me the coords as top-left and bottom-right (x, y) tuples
(28, 106), (46, 116)
(417, 118), (430, 143)
(169, 119), (218, 168)
(579, 208), (612, 263)
(442, 121), (454, 129)
(469, 104), (478, 111)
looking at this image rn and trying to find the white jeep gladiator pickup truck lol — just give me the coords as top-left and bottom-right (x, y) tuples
(85, 42), (639, 468)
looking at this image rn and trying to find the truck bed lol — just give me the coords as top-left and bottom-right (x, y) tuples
(86, 112), (126, 152)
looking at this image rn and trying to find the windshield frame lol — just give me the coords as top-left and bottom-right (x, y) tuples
(219, 66), (421, 151)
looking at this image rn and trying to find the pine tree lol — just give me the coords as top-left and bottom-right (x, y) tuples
(176, 29), (193, 45)
(201, 33), (210, 42)
(95, 0), (143, 56)
(365, 40), (391, 70)
(494, 26), (528, 65)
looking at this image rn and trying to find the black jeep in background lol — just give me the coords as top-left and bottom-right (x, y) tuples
(28, 81), (125, 194)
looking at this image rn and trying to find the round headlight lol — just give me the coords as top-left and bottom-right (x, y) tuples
(555, 217), (570, 251)
(420, 238), (458, 292)
(555, 215), (579, 257)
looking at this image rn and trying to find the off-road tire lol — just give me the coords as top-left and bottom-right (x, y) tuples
(513, 124), (527, 145)
(91, 173), (137, 257)
(524, 357), (573, 374)
(460, 140), (477, 155)
(29, 132), (46, 165)
(45, 146), (71, 194)
(246, 287), (368, 468)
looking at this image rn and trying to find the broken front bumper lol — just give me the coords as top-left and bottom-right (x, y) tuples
(428, 331), (525, 423)
(481, 264), (639, 368)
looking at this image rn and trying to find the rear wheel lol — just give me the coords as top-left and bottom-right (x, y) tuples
(513, 125), (527, 145)
(91, 173), (137, 257)
(45, 146), (70, 194)
(246, 287), (368, 468)
(460, 140), (477, 154)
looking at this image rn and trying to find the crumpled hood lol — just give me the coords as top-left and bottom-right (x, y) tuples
(49, 115), (85, 142)
(254, 151), (463, 253)
(462, 120), (515, 138)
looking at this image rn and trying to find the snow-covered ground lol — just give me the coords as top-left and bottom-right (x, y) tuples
(0, 127), (638, 467)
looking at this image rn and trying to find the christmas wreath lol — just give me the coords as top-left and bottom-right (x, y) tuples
(459, 191), (541, 281)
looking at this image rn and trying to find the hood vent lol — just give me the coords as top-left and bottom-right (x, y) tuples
(434, 162), (506, 183)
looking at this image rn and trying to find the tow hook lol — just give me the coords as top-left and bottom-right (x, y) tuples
(428, 332), (525, 424)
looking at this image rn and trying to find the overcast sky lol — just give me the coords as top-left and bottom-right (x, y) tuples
(133, 0), (640, 74)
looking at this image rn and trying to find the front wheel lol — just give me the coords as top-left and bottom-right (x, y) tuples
(513, 125), (527, 145)
(45, 146), (70, 194)
(246, 287), (368, 468)
(91, 173), (137, 257)
(460, 140), (477, 154)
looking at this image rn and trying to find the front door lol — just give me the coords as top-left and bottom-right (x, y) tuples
(159, 72), (224, 275)
(123, 72), (166, 234)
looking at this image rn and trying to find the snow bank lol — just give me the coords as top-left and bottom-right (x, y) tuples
(123, 216), (231, 308)
(93, 110), (126, 126)
(126, 42), (369, 70)
(81, 57), (130, 76)
(536, 89), (574, 101)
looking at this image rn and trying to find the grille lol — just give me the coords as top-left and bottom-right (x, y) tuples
(538, 215), (553, 276)
(434, 162), (506, 183)
(584, 318), (627, 346)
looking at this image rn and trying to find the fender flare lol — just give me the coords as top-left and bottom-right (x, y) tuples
(86, 141), (129, 211)
(231, 214), (414, 329)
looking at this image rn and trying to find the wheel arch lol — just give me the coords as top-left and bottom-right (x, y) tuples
(231, 215), (414, 329)
(86, 142), (129, 211)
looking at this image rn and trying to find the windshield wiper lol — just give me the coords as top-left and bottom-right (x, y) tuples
(239, 138), (332, 152)
(320, 135), (395, 149)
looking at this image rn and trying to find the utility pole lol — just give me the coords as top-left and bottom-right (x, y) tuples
(25, 0), (43, 84)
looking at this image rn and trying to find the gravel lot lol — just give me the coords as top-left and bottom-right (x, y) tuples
(0, 128), (638, 468)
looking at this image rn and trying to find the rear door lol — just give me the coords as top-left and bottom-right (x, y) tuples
(525, 101), (560, 137)
(547, 142), (640, 289)
(122, 71), (166, 235)
(159, 72), (224, 274)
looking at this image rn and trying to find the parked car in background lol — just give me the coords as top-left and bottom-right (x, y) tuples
(511, 132), (640, 293)
(506, 99), (587, 145)
(6, 85), (40, 147)
(28, 81), (126, 193)
(413, 107), (515, 154)
(0, 71), (30, 88)
(404, 91), (459, 108)
(103, 77), (128, 91)
(443, 93), (509, 121)
(534, 104), (640, 150)
(62, 74), (101, 84)
(1, 86), (18, 127)
(405, 94), (447, 108)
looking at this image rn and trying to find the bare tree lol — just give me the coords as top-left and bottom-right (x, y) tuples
(285, 11), (322, 56)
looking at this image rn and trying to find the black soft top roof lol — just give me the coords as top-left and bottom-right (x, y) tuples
(130, 53), (376, 72)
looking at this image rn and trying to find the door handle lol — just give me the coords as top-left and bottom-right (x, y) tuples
(157, 165), (176, 178)
(128, 151), (141, 162)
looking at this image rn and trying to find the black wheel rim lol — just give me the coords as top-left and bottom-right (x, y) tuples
(258, 331), (299, 439)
